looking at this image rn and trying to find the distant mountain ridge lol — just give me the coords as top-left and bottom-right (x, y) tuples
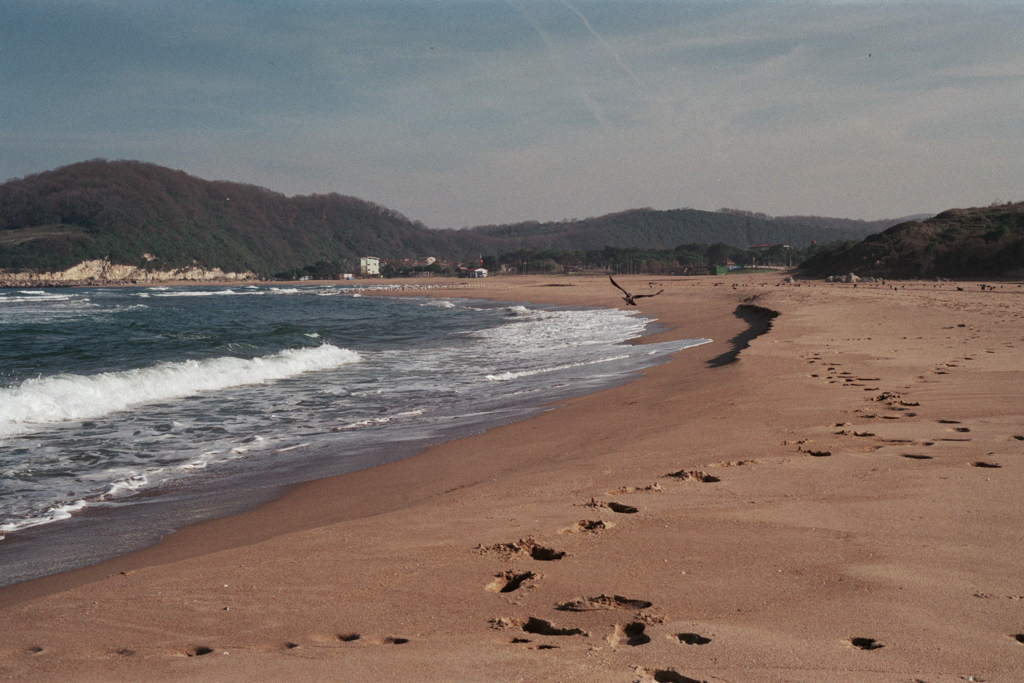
(1, 159), (918, 278)
(456, 208), (897, 254)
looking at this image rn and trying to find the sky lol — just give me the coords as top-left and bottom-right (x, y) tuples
(1, 1), (1022, 229)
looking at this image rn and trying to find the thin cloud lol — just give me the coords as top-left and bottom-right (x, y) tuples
(507, 0), (611, 131)
(558, 0), (644, 87)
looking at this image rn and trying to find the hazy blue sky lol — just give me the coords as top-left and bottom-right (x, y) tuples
(2, 1), (1021, 228)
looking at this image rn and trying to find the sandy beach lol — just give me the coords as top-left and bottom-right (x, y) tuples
(2, 273), (1023, 682)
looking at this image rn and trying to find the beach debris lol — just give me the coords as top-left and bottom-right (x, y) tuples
(609, 276), (663, 306)
(556, 595), (653, 612)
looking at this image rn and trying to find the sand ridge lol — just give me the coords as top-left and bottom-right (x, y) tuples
(1, 274), (1023, 682)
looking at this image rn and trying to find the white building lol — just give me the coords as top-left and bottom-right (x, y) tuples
(470, 268), (488, 278)
(359, 257), (380, 277)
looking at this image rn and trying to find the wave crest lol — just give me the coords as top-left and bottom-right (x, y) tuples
(0, 345), (360, 437)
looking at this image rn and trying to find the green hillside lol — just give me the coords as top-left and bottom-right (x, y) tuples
(800, 202), (1024, 279)
(0, 159), (470, 276)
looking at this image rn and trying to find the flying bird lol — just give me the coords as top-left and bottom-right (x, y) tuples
(609, 276), (663, 306)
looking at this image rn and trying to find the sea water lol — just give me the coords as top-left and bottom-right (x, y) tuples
(0, 284), (708, 585)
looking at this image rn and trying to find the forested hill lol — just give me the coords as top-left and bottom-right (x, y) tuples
(800, 202), (1024, 279)
(456, 207), (893, 253)
(2, 159), (910, 277)
(0, 159), (471, 276)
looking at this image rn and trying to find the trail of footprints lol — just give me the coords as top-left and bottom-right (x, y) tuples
(473, 419), (948, 680)
(797, 348), (1024, 663)
(475, 467), (728, 680)
(803, 350), (1020, 471)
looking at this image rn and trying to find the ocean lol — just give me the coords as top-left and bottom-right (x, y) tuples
(0, 283), (708, 586)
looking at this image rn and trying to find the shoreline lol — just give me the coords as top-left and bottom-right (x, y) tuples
(0, 285), (697, 589)
(0, 276), (722, 600)
(3, 274), (1023, 681)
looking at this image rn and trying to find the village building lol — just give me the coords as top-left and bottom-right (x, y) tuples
(359, 256), (380, 277)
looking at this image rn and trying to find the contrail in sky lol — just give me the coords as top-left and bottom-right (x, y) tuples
(559, 0), (644, 87)
(508, 0), (611, 131)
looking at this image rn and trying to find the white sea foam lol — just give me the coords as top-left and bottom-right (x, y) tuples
(0, 499), (88, 536)
(0, 345), (360, 437)
(485, 355), (631, 381)
(1, 292), (75, 303)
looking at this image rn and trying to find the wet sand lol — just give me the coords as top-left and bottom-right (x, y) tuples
(2, 273), (1023, 682)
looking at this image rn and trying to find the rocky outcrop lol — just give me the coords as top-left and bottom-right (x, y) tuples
(0, 259), (259, 287)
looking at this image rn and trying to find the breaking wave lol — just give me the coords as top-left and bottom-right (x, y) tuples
(0, 344), (360, 437)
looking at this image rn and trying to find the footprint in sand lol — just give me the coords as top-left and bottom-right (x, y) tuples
(1012, 634), (1024, 644)
(634, 667), (707, 683)
(486, 570), (539, 593)
(972, 461), (1001, 469)
(475, 538), (567, 561)
(902, 454), (933, 460)
(377, 637), (409, 645)
(608, 483), (663, 494)
(520, 617), (588, 637)
(849, 637), (884, 650)
(673, 632), (712, 645)
(664, 470), (720, 483)
(511, 639), (559, 650)
(608, 622), (650, 647)
(555, 595), (653, 612)
(559, 520), (614, 534)
(184, 646), (215, 657)
(339, 634), (409, 645)
(585, 499), (639, 514)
